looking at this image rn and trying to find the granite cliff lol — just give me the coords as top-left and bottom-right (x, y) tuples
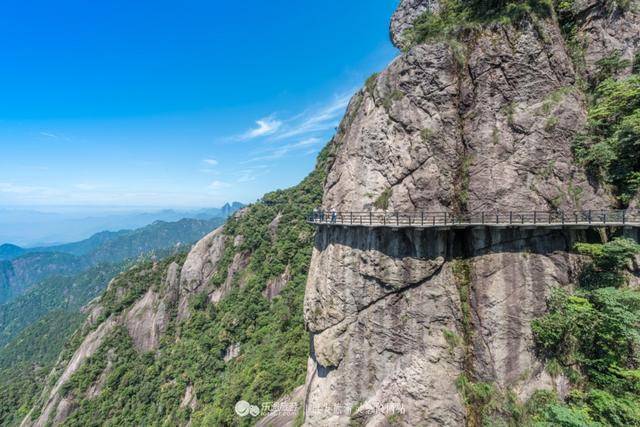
(302, 0), (640, 425)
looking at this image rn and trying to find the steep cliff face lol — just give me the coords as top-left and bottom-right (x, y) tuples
(303, 0), (640, 425)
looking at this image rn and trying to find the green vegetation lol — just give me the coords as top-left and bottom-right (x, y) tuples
(544, 115), (559, 132)
(403, 0), (553, 48)
(28, 143), (337, 426)
(0, 263), (122, 348)
(529, 238), (640, 426)
(0, 218), (219, 426)
(0, 311), (85, 426)
(573, 73), (640, 205)
(453, 154), (472, 213)
(382, 89), (404, 111)
(373, 188), (392, 210)
(451, 238), (640, 426)
(365, 73), (379, 95)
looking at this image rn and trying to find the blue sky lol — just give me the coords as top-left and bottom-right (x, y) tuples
(0, 0), (398, 209)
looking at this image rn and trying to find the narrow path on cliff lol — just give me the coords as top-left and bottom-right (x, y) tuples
(307, 209), (640, 229)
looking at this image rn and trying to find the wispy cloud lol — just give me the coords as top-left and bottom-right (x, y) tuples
(273, 93), (352, 141)
(235, 165), (270, 183)
(221, 90), (353, 148)
(39, 131), (72, 141)
(203, 158), (219, 166)
(247, 137), (322, 162)
(240, 117), (282, 140)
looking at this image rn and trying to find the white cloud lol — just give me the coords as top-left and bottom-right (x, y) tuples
(221, 90), (353, 146)
(273, 92), (352, 140)
(241, 117), (282, 140)
(203, 158), (219, 166)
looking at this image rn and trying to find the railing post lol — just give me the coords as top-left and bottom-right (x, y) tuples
(482, 212), (485, 224)
(421, 211), (424, 226)
(561, 212), (565, 225)
(533, 211), (537, 224)
(496, 212), (499, 224)
(383, 214), (386, 226)
(444, 212), (447, 226)
(396, 212), (399, 226)
(369, 211), (372, 226)
(588, 210), (592, 224)
(603, 209), (606, 224)
(623, 210), (626, 225)
(509, 211), (513, 224)
(549, 212), (551, 224)
(350, 212), (353, 225)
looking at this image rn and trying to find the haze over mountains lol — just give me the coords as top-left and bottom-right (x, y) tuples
(0, 202), (243, 305)
(0, 202), (244, 247)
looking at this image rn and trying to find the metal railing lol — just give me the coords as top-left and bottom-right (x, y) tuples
(307, 210), (640, 228)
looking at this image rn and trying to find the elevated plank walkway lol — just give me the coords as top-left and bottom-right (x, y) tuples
(307, 210), (640, 230)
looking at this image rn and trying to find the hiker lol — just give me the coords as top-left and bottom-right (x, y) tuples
(331, 208), (337, 223)
(312, 207), (320, 222)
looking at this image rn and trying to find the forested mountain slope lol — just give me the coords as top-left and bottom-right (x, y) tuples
(16, 146), (334, 426)
(0, 217), (232, 426)
(0, 217), (227, 305)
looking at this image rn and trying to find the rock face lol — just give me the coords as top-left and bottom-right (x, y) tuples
(25, 318), (117, 427)
(178, 227), (227, 319)
(390, 0), (435, 49)
(304, 227), (589, 426)
(324, 19), (612, 214)
(303, 0), (639, 425)
(573, 0), (640, 80)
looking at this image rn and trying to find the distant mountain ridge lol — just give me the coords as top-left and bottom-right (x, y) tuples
(0, 202), (244, 247)
(0, 206), (242, 306)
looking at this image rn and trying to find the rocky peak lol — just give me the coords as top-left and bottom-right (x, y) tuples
(390, 0), (438, 49)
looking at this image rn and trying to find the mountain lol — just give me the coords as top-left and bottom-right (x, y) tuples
(7, 1), (640, 426)
(0, 203), (244, 248)
(0, 263), (124, 348)
(0, 245), (26, 262)
(0, 217), (228, 305)
(0, 253), (89, 305)
(12, 147), (332, 426)
(0, 217), (234, 426)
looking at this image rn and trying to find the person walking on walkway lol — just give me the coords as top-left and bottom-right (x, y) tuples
(312, 207), (319, 222)
(331, 208), (337, 224)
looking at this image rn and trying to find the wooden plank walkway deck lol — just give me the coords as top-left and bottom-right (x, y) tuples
(307, 210), (640, 229)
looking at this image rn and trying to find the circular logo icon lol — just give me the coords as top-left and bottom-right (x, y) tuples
(249, 405), (260, 417)
(235, 400), (251, 417)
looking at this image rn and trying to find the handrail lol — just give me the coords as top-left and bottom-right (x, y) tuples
(306, 210), (640, 228)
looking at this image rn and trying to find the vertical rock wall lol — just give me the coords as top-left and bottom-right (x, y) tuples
(304, 0), (639, 425)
